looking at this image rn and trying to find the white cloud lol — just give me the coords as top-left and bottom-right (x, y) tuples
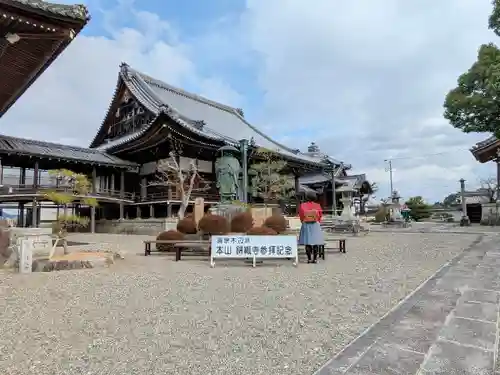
(1, 0), (241, 146)
(239, 0), (499, 201)
(1, 0), (498, 203)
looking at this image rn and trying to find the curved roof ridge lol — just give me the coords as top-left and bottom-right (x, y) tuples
(129, 66), (240, 114)
(6, 0), (90, 22)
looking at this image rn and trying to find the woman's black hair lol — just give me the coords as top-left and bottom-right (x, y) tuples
(305, 190), (317, 201)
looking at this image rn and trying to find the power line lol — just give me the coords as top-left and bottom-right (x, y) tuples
(384, 147), (469, 161)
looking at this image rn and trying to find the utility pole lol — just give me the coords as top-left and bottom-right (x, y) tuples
(384, 159), (394, 195)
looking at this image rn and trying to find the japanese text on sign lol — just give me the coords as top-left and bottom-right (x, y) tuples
(211, 235), (297, 258)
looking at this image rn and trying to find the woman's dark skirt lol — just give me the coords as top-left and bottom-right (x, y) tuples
(298, 222), (324, 246)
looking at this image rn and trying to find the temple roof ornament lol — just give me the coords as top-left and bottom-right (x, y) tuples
(307, 142), (320, 154)
(120, 62), (130, 80)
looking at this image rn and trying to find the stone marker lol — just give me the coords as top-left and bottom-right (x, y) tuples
(18, 238), (33, 273)
(9, 228), (51, 259)
(194, 197), (204, 226)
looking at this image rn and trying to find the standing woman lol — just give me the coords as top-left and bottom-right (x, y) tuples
(298, 191), (324, 263)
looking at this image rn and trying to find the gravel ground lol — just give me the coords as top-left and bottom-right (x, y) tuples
(0, 232), (479, 375)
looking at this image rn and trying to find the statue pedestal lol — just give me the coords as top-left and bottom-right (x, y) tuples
(339, 197), (355, 222)
(210, 203), (246, 224)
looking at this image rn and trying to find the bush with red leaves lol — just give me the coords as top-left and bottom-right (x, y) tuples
(198, 214), (230, 235)
(230, 212), (254, 233)
(177, 217), (197, 234)
(156, 230), (184, 251)
(263, 215), (288, 234)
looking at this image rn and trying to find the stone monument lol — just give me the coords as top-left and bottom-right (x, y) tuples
(388, 190), (403, 222)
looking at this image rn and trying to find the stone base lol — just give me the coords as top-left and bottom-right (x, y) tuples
(210, 203), (246, 222)
(460, 216), (470, 227)
(32, 252), (115, 272)
(96, 218), (177, 235)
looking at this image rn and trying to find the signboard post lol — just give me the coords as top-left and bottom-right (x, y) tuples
(210, 235), (298, 267)
(18, 238), (33, 273)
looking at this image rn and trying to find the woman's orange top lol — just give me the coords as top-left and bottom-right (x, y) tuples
(299, 201), (323, 223)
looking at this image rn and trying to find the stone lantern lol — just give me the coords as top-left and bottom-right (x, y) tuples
(337, 184), (356, 222)
(389, 190), (403, 221)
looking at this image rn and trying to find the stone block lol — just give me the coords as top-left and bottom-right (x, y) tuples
(347, 343), (424, 375)
(421, 341), (493, 374)
(8, 227), (52, 259)
(460, 289), (499, 304)
(37, 252), (113, 272)
(454, 301), (498, 322)
(439, 317), (496, 351)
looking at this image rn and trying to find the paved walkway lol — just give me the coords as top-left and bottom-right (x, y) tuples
(314, 234), (500, 375)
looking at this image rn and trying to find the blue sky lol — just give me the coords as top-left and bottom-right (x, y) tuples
(2, 0), (498, 202)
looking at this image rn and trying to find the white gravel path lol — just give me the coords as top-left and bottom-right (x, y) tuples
(0, 232), (479, 375)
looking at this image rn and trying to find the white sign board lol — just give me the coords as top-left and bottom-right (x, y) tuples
(19, 238), (33, 274)
(210, 235), (298, 267)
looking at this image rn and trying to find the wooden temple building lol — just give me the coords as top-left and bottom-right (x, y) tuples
(0, 1), (373, 230)
(470, 136), (500, 224)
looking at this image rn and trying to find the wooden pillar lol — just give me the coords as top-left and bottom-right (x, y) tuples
(18, 202), (25, 227)
(91, 167), (97, 233)
(496, 148), (500, 204)
(119, 170), (125, 219)
(31, 160), (39, 227)
(136, 206), (141, 219)
(167, 185), (172, 217)
(140, 177), (147, 200)
(149, 204), (154, 218)
(110, 173), (115, 195)
(294, 174), (300, 215)
(19, 167), (26, 185)
(331, 170), (337, 216)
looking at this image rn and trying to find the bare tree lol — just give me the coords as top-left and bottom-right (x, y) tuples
(479, 177), (497, 203)
(148, 151), (210, 219)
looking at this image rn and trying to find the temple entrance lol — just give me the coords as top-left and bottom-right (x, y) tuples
(466, 204), (482, 224)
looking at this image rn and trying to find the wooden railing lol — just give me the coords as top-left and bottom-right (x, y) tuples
(0, 183), (220, 203)
(141, 190), (220, 202)
(0, 184), (135, 200)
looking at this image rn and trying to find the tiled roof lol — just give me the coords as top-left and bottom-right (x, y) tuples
(299, 171), (366, 188)
(93, 63), (347, 166)
(0, 134), (136, 167)
(5, 0), (89, 21)
(471, 136), (498, 152)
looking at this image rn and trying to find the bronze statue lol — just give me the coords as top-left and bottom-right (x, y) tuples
(215, 146), (241, 203)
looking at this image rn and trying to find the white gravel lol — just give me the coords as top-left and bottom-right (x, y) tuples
(0, 232), (479, 375)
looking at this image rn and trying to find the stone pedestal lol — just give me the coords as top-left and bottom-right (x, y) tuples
(340, 197), (355, 221)
(9, 227), (51, 259)
(210, 203), (247, 224)
(388, 191), (404, 222)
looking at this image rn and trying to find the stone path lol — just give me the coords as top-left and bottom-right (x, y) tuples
(314, 234), (500, 375)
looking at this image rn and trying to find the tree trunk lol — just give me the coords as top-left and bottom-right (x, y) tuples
(62, 237), (69, 255)
(178, 200), (187, 219)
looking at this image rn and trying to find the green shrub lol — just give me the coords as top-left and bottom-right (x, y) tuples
(374, 207), (388, 223)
